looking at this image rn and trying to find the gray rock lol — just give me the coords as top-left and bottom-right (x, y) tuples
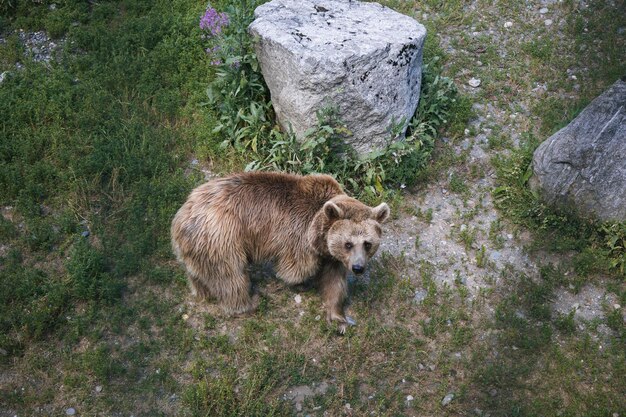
(249, 0), (426, 155)
(531, 79), (626, 221)
(414, 288), (428, 304)
(441, 392), (454, 406)
(468, 77), (481, 88)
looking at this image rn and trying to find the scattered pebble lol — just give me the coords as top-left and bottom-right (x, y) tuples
(503, 21), (513, 28)
(66, 408), (76, 416)
(406, 395), (414, 402)
(489, 388), (498, 397)
(539, 7), (549, 14)
(95, 385), (103, 393)
(414, 289), (428, 304)
(614, 304), (621, 310)
(346, 316), (357, 326)
(81, 230), (90, 238)
(468, 77), (481, 88)
(182, 314), (189, 320)
(544, 19), (553, 26)
(464, 128), (470, 136)
(441, 393), (454, 406)
(294, 294), (302, 304)
(0, 71), (8, 84)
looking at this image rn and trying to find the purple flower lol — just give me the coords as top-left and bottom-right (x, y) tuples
(200, 7), (229, 37)
(205, 45), (221, 55)
(211, 59), (222, 66)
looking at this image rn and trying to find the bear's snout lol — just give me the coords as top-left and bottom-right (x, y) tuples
(351, 264), (365, 274)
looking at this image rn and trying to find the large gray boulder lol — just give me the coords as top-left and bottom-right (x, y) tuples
(531, 79), (626, 222)
(248, 0), (426, 155)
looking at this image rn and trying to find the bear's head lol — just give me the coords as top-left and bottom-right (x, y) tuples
(314, 195), (390, 275)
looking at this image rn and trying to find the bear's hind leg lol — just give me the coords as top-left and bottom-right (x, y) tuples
(210, 262), (259, 316)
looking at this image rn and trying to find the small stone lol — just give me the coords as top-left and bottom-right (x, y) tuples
(414, 289), (428, 304)
(544, 19), (553, 26)
(294, 294), (302, 304)
(429, 364), (436, 371)
(614, 304), (621, 310)
(182, 314), (189, 320)
(345, 403), (351, 410)
(539, 7), (548, 14)
(81, 230), (90, 238)
(503, 21), (513, 28)
(489, 388), (498, 397)
(66, 408), (76, 416)
(0, 348), (6, 356)
(490, 251), (501, 261)
(406, 395), (414, 402)
(441, 393), (454, 406)
(460, 224), (468, 232)
(314, 315), (321, 321)
(49, 3), (57, 10)
(468, 78), (481, 88)
(95, 385), (103, 393)
(0, 71), (8, 84)
(572, 303), (580, 310)
(464, 128), (470, 136)
(346, 316), (357, 326)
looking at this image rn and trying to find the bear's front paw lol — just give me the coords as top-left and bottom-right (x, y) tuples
(327, 311), (356, 334)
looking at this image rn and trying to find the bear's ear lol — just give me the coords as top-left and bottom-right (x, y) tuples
(371, 203), (390, 223)
(323, 201), (344, 220)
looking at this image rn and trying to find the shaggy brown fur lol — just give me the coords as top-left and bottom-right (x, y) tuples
(171, 172), (389, 332)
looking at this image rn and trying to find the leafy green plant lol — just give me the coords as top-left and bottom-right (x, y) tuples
(600, 222), (626, 275)
(202, 1), (272, 154)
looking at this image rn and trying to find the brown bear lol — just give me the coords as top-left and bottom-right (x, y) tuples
(171, 172), (389, 332)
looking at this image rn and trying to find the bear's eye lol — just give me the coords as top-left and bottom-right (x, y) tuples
(364, 241), (372, 251)
(345, 242), (353, 250)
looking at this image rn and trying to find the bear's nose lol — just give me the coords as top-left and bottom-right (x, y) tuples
(352, 264), (364, 274)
